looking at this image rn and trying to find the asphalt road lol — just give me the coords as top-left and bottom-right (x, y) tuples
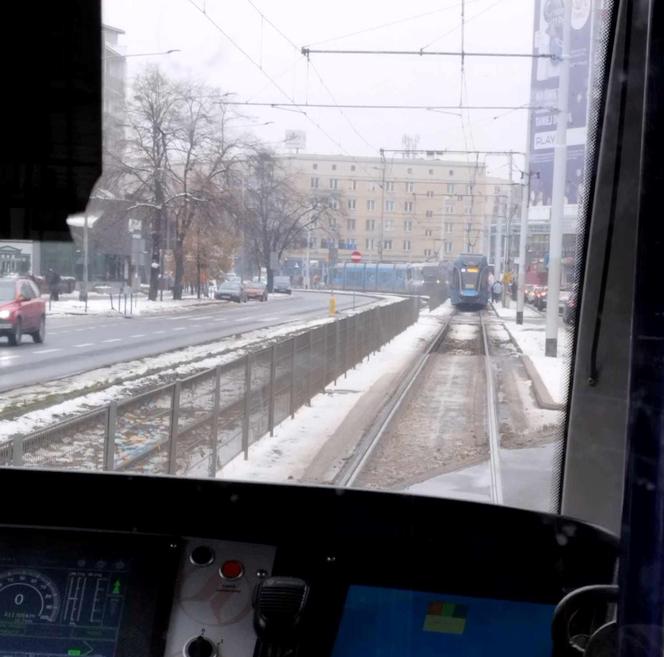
(0, 291), (373, 391)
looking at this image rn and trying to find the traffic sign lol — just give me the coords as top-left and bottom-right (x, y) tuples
(351, 250), (362, 263)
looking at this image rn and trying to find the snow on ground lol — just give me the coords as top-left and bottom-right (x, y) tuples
(220, 303), (454, 484)
(0, 296), (401, 440)
(407, 441), (559, 513)
(447, 323), (478, 341)
(492, 302), (571, 406)
(44, 291), (293, 317)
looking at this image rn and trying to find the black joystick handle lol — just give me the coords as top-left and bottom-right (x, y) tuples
(253, 577), (309, 657)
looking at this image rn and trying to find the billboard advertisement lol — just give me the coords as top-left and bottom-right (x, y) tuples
(528, 0), (593, 217)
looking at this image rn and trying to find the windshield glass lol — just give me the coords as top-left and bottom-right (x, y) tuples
(0, 0), (613, 525)
(0, 282), (15, 302)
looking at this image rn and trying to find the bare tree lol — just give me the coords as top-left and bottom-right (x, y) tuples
(111, 68), (243, 300)
(116, 67), (180, 300)
(167, 86), (244, 299)
(234, 149), (343, 291)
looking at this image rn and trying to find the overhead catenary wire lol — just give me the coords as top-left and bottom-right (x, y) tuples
(304, 0), (484, 48)
(419, 0), (507, 52)
(222, 101), (550, 112)
(184, 0), (359, 159)
(243, 0), (377, 152)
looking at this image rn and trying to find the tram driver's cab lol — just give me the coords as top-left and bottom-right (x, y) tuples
(0, 1), (661, 656)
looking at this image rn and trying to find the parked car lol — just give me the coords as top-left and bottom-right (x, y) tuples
(215, 279), (247, 303)
(244, 280), (268, 302)
(0, 277), (46, 345)
(563, 289), (577, 325)
(273, 275), (292, 294)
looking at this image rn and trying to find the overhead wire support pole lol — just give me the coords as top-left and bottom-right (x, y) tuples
(545, 0), (572, 358)
(516, 113), (534, 325)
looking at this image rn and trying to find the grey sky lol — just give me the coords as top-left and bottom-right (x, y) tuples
(103, 0), (534, 175)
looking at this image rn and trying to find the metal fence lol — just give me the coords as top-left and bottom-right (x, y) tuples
(2, 297), (420, 477)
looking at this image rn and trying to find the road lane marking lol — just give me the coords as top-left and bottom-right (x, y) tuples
(129, 334), (146, 338)
(102, 338), (122, 343)
(0, 354), (19, 361)
(173, 327), (186, 331)
(33, 348), (62, 354)
(186, 315), (212, 321)
(154, 330), (166, 334)
(73, 343), (94, 348)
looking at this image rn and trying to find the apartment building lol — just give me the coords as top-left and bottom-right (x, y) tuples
(279, 154), (514, 272)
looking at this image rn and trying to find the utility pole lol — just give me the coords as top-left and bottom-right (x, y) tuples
(545, 0), (572, 357)
(81, 211), (89, 305)
(378, 149), (386, 262)
(516, 140), (533, 324)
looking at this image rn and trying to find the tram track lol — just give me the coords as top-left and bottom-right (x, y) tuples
(337, 309), (503, 503)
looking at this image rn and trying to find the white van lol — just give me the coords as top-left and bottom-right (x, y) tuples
(273, 275), (292, 294)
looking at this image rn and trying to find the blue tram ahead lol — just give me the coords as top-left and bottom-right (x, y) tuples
(330, 262), (448, 300)
(449, 253), (490, 308)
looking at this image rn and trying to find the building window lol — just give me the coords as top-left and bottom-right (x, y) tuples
(310, 177), (319, 189)
(466, 222), (473, 231)
(365, 238), (374, 249)
(445, 205), (454, 215)
(332, 164), (337, 171)
(445, 222), (453, 233)
(404, 200), (414, 212)
(467, 184), (473, 194)
(330, 199), (339, 209)
(351, 164), (356, 171)
(447, 183), (454, 193)
(347, 218), (356, 231)
(424, 248), (432, 257)
(457, 194), (464, 201)
(464, 206), (472, 215)
(351, 180), (357, 191)
(449, 169), (454, 176)
(385, 181), (395, 192)
(429, 169), (434, 175)
(385, 219), (393, 231)
(385, 200), (395, 212)
(367, 199), (375, 211)
(330, 178), (338, 189)
(495, 185), (502, 194)
(404, 220), (413, 232)
(403, 240), (411, 251)
(328, 216), (337, 226)
(444, 242), (453, 254)
(383, 240), (392, 251)
(426, 190), (434, 198)
(425, 229), (432, 237)
(348, 198), (356, 210)
(313, 163), (318, 170)
(406, 182), (414, 193)
(425, 210), (433, 217)
(366, 219), (376, 231)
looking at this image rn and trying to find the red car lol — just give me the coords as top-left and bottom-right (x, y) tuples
(0, 277), (46, 345)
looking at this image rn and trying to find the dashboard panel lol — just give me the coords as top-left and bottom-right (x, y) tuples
(0, 469), (618, 656)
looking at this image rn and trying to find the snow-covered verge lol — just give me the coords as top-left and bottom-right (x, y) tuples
(0, 296), (403, 441)
(491, 302), (571, 406)
(44, 292), (292, 317)
(219, 303), (453, 485)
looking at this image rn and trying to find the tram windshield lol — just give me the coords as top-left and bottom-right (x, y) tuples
(0, 0), (616, 529)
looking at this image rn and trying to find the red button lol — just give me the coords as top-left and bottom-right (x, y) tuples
(220, 559), (244, 580)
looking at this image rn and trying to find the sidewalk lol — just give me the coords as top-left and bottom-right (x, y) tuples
(491, 301), (571, 409)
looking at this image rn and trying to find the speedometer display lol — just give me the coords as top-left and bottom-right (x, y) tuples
(0, 569), (61, 624)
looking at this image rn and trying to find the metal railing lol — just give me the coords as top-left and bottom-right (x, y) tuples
(3, 297), (420, 477)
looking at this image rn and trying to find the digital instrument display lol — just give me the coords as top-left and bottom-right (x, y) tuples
(0, 532), (177, 657)
(332, 585), (555, 657)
